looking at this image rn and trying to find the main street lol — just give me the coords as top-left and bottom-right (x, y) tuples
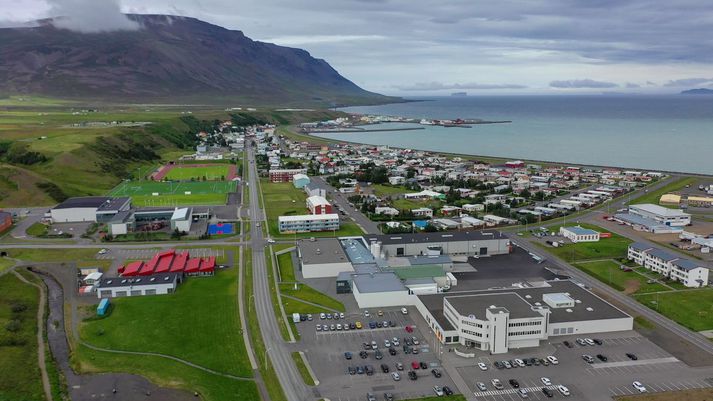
(245, 141), (313, 401)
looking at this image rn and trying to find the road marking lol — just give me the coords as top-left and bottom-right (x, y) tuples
(592, 356), (678, 369)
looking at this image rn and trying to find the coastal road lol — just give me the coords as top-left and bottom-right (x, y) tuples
(246, 142), (313, 401)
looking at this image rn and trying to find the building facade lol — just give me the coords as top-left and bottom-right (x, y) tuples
(96, 273), (181, 298)
(306, 195), (333, 215)
(629, 204), (691, 227)
(559, 226), (600, 243)
(269, 169), (307, 183)
(627, 243), (709, 287)
(365, 231), (511, 258)
(279, 214), (340, 233)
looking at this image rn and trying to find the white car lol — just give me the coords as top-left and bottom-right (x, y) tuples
(98, 249), (108, 254)
(339, 312), (345, 319)
(476, 382), (487, 391)
(401, 307), (408, 315)
(514, 358), (525, 367)
(319, 313), (326, 320)
(541, 377), (552, 386)
(384, 340), (391, 347)
(336, 324), (342, 330)
(477, 362), (488, 371)
(433, 386), (444, 396)
(557, 385), (570, 396)
(391, 372), (400, 381)
(364, 310), (370, 317)
(266, 238), (275, 244)
(392, 337), (400, 346)
(585, 338), (596, 346)
(491, 379), (504, 390)
(547, 355), (559, 365)
(517, 389), (528, 399)
(632, 381), (647, 393)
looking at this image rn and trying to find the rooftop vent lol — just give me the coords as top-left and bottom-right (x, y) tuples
(489, 305), (496, 308)
(121, 279), (127, 284)
(586, 307), (594, 312)
(164, 276), (170, 281)
(136, 278), (141, 282)
(565, 308), (573, 313)
(525, 295), (532, 299)
(575, 299), (582, 304)
(107, 280), (113, 284)
(150, 278), (156, 282)
(534, 302), (541, 306)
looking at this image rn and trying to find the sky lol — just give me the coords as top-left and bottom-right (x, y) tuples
(2, 0), (713, 96)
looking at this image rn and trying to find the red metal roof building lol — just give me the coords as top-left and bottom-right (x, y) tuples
(121, 261), (144, 277)
(170, 251), (189, 272)
(184, 258), (202, 275)
(119, 249), (216, 278)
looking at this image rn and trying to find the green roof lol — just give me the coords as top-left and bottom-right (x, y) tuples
(390, 265), (446, 280)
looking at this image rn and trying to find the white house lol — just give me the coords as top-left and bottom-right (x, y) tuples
(627, 243), (709, 287)
(375, 206), (400, 216)
(388, 176), (406, 185)
(412, 207), (434, 218)
(559, 226), (600, 243)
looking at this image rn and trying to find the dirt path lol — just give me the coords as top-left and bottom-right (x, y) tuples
(12, 270), (53, 401)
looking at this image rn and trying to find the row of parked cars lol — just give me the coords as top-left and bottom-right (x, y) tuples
(317, 320), (398, 332)
(493, 355), (559, 369)
(476, 378), (571, 398)
(582, 352), (638, 364)
(563, 337), (604, 348)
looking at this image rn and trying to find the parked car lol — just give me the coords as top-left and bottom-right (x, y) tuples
(375, 350), (383, 360)
(336, 324), (342, 330)
(345, 352), (352, 360)
(478, 362), (488, 371)
(547, 355), (559, 365)
(365, 365), (374, 376)
(340, 312), (345, 319)
(582, 354), (595, 364)
(384, 339), (391, 347)
(376, 322), (383, 328)
(585, 338), (596, 346)
(476, 382), (487, 391)
(419, 361), (428, 370)
(347, 366), (356, 375)
(378, 310), (384, 316)
(563, 340), (573, 348)
(388, 347), (397, 356)
(360, 351), (368, 359)
(391, 372), (400, 381)
(433, 386), (444, 397)
(356, 366), (364, 374)
(316, 325), (322, 332)
(514, 358), (525, 367)
(542, 387), (554, 397)
(576, 338), (587, 346)
(411, 361), (420, 370)
(369, 321), (376, 329)
(431, 369), (442, 378)
(408, 371), (417, 380)
(517, 389), (529, 399)
(412, 347), (419, 355)
(557, 385), (570, 396)
(412, 337), (420, 345)
(502, 360), (512, 369)
(405, 325), (414, 333)
(509, 379), (520, 388)
(381, 364), (389, 373)
(322, 324), (328, 331)
(392, 337), (400, 346)
(494, 361), (504, 369)
(401, 307), (408, 315)
(491, 379), (504, 390)
(330, 324), (336, 331)
(626, 353), (638, 360)
(593, 338), (604, 345)
(633, 381), (647, 393)
(443, 386), (453, 396)
(541, 377), (552, 386)
(396, 362), (404, 371)
(596, 354), (608, 362)
(384, 393), (394, 401)
(367, 393), (376, 401)
(364, 310), (370, 317)
(355, 321), (363, 329)
(371, 340), (378, 350)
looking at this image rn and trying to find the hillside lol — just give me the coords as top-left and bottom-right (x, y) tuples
(0, 15), (397, 107)
(681, 88), (713, 95)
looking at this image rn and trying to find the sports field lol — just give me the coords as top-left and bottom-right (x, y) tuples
(109, 180), (237, 206)
(164, 165), (231, 181)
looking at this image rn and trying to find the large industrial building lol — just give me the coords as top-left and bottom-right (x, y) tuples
(628, 242), (709, 287)
(297, 238), (354, 278)
(628, 204), (691, 227)
(364, 231), (511, 258)
(95, 273), (181, 298)
(50, 196), (131, 223)
(417, 280), (632, 353)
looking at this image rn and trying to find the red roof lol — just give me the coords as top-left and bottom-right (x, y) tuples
(144, 253), (160, 271)
(199, 256), (216, 273)
(138, 261), (156, 276)
(170, 251), (189, 272)
(158, 249), (176, 257)
(122, 261), (144, 277)
(185, 258), (201, 273)
(154, 253), (175, 273)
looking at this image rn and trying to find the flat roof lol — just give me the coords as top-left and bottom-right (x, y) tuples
(98, 273), (178, 288)
(672, 258), (705, 271)
(614, 213), (674, 230)
(562, 226), (599, 236)
(352, 272), (406, 293)
(630, 203), (690, 217)
(340, 238), (375, 264)
(446, 293), (542, 320)
(279, 213), (339, 222)
(629, 242), (653, 252)
(171, 207), (191, 220)
(390, 265), (446, 280)
(644, 248), (679, 262)
(298, 238), (350, 265)
(365, 230), (507, 245)
(54, 196), (112, 209)
(419, 280), (628, 327)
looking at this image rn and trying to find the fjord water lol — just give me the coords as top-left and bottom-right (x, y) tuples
(324, 95), (713, 174)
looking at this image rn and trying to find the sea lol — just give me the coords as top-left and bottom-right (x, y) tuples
(315, 95), (713, 175)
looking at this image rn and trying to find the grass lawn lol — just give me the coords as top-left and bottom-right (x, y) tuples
(291, 352), (315, 386)
(371, 184), (409, 198)
(265, 253), (291, 341)
(573, 260), (669, 294)
(277, 251), (296, 282)
(260, 179), (364, 238)
(0, 257), (15, 274)
(164, 165), (230, 181)
(109, 180), (237, 207)
(0, 273), (44, 401)
(392, 198), (443, 211)
(634, 289), (713, 331)
(26, 222), (48, 236)
(281, 297), (327, 341)
(7, 248), (112, 270)
(74, 344), (259, 401)
(626, 177), (696, 207)
(535, 223), (632, 262)
(80, 267), (252, 377)
(279, 283), (345, 312)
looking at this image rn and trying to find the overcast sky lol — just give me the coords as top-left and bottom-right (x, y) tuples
(3, 0), (713, 95)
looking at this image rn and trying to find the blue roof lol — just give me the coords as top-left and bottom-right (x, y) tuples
(340, 238), (375, 264)
(629, 242), (652, 251)
(563, 226), (599, 236)
(672, 258), (703, 271)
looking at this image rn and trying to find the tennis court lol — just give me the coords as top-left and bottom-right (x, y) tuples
(109, 180), (238, 206)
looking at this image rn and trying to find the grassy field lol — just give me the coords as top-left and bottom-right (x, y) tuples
(392, 198), (443, 212)
(277, 251), (296, 282)
(260, 179), (364, 238)
(80, 267), (252, 377)
(164, 165), (230, 181)
(0, 257), (15, 274)
(109, 180), (237, 206)
(535, 223), (632, 262)
(0, 273), (44, 401)
(617, 388), (713, 401)
(6, 248), (111, 270)
(573, 260), (669, 294)
(635, 289), (713, 331)
(291, 352), (315, 386)
(279, 283), (345, 312)
(371, 184), (409, 198)
(626, 177), (697, 207)
(26, 222), (48, 237)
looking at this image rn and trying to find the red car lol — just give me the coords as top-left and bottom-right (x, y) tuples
(411, 361), (420, 370)
(405, 325), (414, 333)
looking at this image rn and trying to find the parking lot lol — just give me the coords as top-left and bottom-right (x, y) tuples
(452, 331), (713, 401)
(297, 308), (458, 401)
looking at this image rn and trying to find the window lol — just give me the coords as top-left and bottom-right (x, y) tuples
(396, 247), (405, 256)
(144, 289), (157, 295)
(130, 290), (142, 296)
(479, 247), (488, 255)
(115, 291), (127, 297)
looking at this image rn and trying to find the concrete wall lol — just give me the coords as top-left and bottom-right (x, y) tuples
(301, 262), (354, 279)
(381, 238), (510, 257)
(352, 285), (414, 309)
(96, 283), (175, 298)
(51, 207), (97, 223)
(548, 317), (633, 336)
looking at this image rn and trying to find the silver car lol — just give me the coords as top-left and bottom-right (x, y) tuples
(477, 382), (487, 391)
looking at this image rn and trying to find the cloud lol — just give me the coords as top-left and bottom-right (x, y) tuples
(549, 79), (618, 89)
(262, 35), (386, 46)
(625, 82), (641, 88)
(663, 77), (713, 87)
(48, 0), (140, 33)
(394, 81), (528, 91)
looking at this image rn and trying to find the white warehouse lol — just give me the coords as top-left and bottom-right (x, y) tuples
(629, 204), (691, 227)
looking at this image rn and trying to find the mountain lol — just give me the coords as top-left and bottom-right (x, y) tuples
(0, 15), (397, 106)
(681, 88), (713, 95)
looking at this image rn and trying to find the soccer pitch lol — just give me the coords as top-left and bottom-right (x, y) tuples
(109, 180), (237, 206)
(164, 165), (230, 181)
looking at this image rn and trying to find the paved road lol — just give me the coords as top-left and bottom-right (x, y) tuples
(310, 177), (381, 234)
(246, 142), (314, 401)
